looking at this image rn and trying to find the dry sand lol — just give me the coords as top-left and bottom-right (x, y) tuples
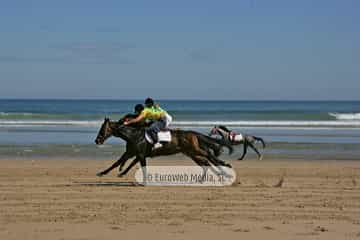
(0, 158), (360, 240)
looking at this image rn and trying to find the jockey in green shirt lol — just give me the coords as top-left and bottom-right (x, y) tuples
(124, 98), (172, 147)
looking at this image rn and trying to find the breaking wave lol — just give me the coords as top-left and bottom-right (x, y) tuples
(0, 120), (102, 127)
(173, 120), (360, 128)
(329, 113), (360, 120)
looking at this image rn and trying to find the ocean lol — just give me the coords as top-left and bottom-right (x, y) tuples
(1, 99), (360, 160)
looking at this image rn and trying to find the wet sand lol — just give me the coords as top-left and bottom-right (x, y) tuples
(0, 158), (360, 239)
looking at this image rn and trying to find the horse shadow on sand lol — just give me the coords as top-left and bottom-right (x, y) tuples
(71, 181), (142, 187)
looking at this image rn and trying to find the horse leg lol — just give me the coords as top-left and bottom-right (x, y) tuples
(238, 142), (247, 160)
(181, 151), (208, 182)
(118, 155), (132, 172)
(197, 147), (233, 173)
(192, 136), (233, 177)
(197, 155), (229, 180)
(189, 135), (232, 174)
(199, 137), (223, 157)
(248, 141), (263, 160)
(97, 151), (134, 176)
(117, 157), (139, 177)
(187, 149), (222, 177)
(196, 136), (233, 177)
(201, 152), (234, 178)
(139, 156), (147, 185)
(254, 136), (266, 148)
(118, 145), (138, 172)
(191, 135), (228, 166)
(190, 155), (212, 182)
(205, 150), (232, 168)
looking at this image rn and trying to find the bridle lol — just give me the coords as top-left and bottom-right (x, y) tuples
(96, 120), (112, 143)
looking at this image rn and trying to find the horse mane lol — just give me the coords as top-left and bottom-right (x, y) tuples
(217, 125), (231, 133)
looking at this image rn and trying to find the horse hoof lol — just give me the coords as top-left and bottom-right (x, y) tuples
(259, 156), (263, 161)
(237, 158), (244, 161)
(96, 172), (104, 177)
(117, 173), (124, 178)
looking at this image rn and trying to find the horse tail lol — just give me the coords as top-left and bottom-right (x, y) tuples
(199, 135), (234, 155)
(254, 136), (266, 148)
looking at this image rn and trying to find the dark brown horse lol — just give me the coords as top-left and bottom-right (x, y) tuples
(95, 118), (233, 182)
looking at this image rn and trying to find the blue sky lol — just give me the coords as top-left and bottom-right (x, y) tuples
(0, 0), (359, 100)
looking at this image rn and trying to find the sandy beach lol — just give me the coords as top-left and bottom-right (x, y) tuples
(0, 158), (359, 239)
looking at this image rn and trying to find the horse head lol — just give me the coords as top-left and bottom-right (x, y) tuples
(209, 126), (219, 136)
(209, 125), (231, 140)
(95, 117), (112, 144)
(95, 116), (145, 145)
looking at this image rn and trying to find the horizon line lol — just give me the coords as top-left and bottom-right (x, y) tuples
(0, 97), (359, 102)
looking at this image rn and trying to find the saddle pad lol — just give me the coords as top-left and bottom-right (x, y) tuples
(230, 132), (243, 142)
(158, 131), (171, 142)
(145, 131), (171, 144)
(233, 134), (244, 142)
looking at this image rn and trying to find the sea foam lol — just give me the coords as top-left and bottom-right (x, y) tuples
(173, 120), (360, 128)
(329, 113), (360, 120)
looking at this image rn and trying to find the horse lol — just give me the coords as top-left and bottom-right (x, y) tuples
(95, 118), (234, 183)
(209, 125), (266, 160)
(95, 115), (230, 176)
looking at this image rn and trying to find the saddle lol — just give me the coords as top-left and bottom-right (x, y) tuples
(229, 132), (244, 142)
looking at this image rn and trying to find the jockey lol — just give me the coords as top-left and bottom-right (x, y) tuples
(124, 98), (172, 148)
(134, 103), (144, 115)
(119, 104), (144, 124)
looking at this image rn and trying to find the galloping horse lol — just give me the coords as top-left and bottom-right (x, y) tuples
(209, 125), (266, 160)
(95, 118), (233, 182)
